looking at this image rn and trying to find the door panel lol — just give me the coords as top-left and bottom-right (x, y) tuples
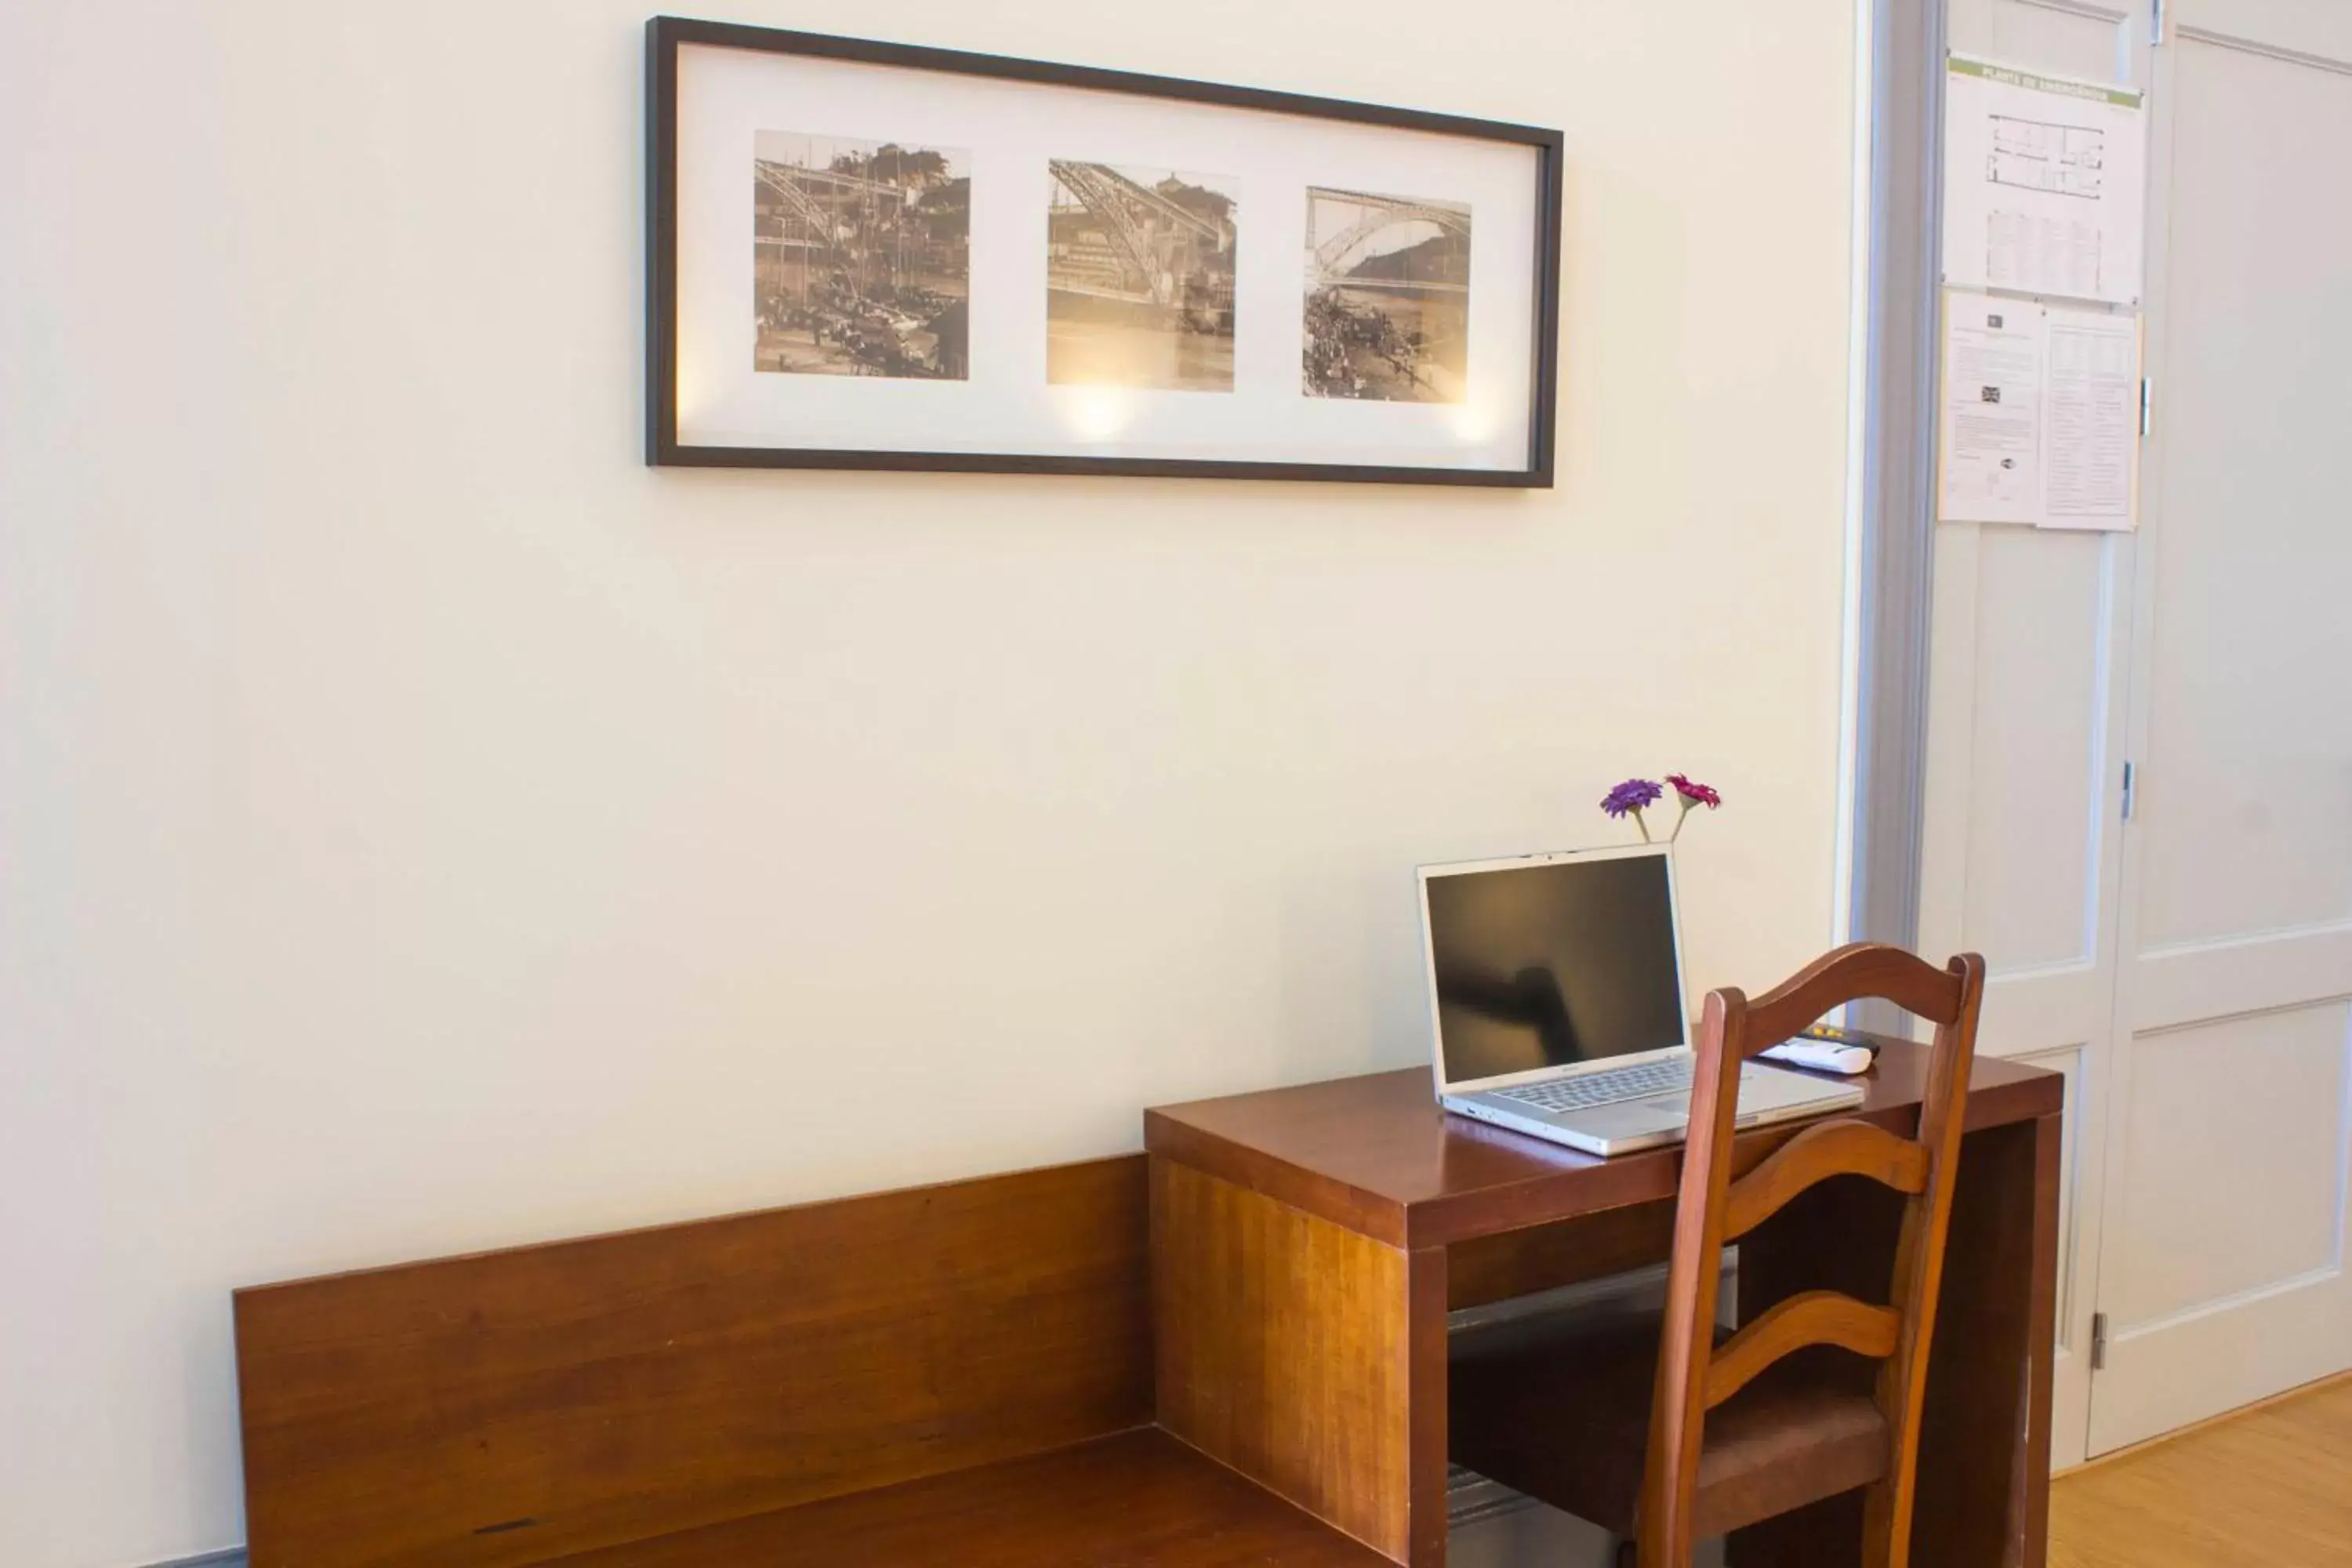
(1923, 0), (2143, 1474)
(2109, 1003), (2349, 1327)
(1987, 0), (2132, 82)
(2172, 0), (2352, 61)
(1958, 528), (2110, 972)
(1918, 511), (2129, 1472)
(2092, 16), (2352, 1453)
(2134, 38), (2352, 956)
(2095, 1007), (2352, 1449)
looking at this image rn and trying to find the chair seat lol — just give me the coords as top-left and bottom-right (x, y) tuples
(1450, 1312), (1891, 1541)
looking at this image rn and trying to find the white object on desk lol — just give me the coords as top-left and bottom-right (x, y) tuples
(1759, 1037), (1876, 1076)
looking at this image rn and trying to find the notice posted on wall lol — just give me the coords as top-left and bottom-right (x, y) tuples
(1940, 294), (2043, 525)
(1939, 291), (2140, 531)
(1944, 56), (2147, 307)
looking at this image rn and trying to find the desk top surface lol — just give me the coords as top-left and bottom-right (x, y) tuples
(1144, 1041), (2063, 1248)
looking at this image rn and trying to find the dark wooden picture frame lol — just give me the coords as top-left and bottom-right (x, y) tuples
(645, 15), (1563, 486)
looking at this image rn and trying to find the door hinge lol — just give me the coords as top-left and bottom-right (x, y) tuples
(2091, 1312), (2110, 1370)
(2140, 377), (2154, 437)
(2121, 761), (2137, 821)
(2152, 0), (2167, 45)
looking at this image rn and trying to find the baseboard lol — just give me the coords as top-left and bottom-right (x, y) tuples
(144, 1550), (245, 1568)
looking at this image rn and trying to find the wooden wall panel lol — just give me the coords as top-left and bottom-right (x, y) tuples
(235, 1156), (1152, 1568)
(1150, 1156), (1429, 1564)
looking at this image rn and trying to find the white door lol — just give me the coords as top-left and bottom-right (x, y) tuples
(1925, 0), (2352, 1465)
(1922, 0), (2147, 1474)
(2087, 0), (2352, 1454)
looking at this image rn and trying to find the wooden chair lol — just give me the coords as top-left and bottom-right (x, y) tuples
(1450, 942), (1987, 1568)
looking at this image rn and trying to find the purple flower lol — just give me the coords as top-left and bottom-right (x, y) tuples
(1666, 774), (1722, 810)
(1600, 779), (1664, 818)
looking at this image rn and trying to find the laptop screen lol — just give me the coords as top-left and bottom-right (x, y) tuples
(1421, 849), (1689, 1088)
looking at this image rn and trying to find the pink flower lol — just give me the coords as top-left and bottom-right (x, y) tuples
(1667, 773), (1722, 810)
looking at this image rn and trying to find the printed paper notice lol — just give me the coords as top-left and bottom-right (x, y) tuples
(2041, 307), (2140, 529)
(1938, 292), (2142, 530)
(1940, 292), (2043, 525)
(1944, 57), (2147, 306)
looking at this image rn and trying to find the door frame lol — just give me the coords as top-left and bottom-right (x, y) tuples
(1842, 0), (1950, 978)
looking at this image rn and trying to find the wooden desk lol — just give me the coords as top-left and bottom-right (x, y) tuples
(1145, 1044), (2063, 1568)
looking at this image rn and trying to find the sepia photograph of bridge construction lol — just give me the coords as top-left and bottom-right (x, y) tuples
(1303, 187), (1471, 403)
(753, 132), (970, 379)
(1046, 162), (1237, 392)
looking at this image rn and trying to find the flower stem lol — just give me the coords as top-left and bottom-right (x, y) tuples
(1633, 809), (1652, 844)
(1669, 800), (1692, 843)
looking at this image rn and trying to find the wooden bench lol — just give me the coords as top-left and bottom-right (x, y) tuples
(234, 1156), (1385, 1567)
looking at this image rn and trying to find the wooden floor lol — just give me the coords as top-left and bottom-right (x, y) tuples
(2049, 1375), (2352, 1567)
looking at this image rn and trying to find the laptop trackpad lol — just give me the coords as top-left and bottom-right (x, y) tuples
(1584, 1098), (1690, 1138)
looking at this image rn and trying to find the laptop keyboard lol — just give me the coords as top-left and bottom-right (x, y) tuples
(1496, 1057), (1695, 1114)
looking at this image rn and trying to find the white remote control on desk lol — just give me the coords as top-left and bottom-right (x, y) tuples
(1759, 1023), (1878, 1076)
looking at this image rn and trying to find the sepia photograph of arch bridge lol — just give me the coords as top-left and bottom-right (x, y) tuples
(1047, 161), (1237, 392)
(753, 131), (971, 380)
(1303, 187), (1471, 403)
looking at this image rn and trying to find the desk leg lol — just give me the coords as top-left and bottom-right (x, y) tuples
(1911, 1111), (2058, 1568)
(1151, 1156), (1449, 1566)
(1729, 1112), (2059, 1568)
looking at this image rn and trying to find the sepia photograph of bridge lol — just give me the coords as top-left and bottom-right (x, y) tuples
(658, 19), (1558, 477)
(1303, 187), (1472, 403)
(753, 131), (971, 379)
(1046, 162), (1237, 393)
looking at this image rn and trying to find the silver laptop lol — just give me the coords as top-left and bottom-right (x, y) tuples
(1417, 844), (1862, 1156)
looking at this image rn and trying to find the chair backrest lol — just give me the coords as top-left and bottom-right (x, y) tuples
(1637, 943), (1986, 1568)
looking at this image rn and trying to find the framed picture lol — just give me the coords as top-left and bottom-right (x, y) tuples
(646, 16), (1563, 485)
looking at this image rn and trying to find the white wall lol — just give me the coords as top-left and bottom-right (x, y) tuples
(0, 2), (1862, 1563)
